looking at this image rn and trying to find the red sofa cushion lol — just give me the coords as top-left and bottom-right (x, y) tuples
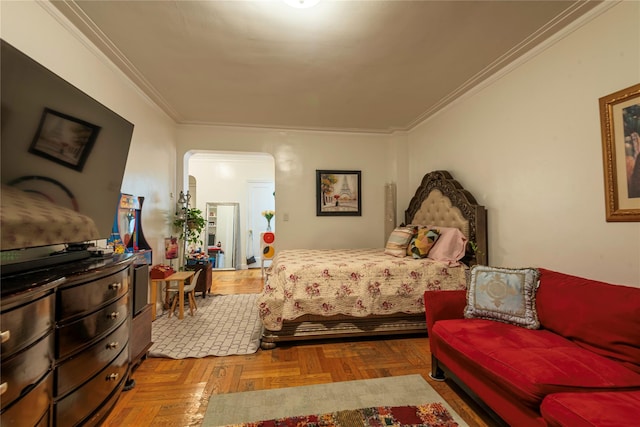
(432, 319), (640, 407)
(541, 390), (640, 427)
(536, 269), (640, 374)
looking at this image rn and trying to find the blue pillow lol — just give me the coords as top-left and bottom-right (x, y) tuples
(464, 265), (541, 329)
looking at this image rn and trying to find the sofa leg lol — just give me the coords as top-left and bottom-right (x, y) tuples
(429, 354), (446, 381)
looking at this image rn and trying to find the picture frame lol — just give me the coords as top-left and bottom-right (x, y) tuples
(599, 83), (640, 222)
(316, 170), (361, 216)
(29, 108), (101, 171)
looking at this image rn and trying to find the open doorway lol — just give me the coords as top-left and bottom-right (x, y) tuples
(187, 152), (275, 269)
(247, 181), (275, 269)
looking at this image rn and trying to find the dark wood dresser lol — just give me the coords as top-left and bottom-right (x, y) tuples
(0, 254), (136, 426)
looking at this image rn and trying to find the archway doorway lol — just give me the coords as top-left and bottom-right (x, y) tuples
(187, 151), (275, 269)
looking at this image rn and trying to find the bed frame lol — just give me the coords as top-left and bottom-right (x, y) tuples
(260, 170), (487, 349)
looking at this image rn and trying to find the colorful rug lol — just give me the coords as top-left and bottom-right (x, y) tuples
(222, 403), (459, 426)
(149, 293), (263, 358)
(204, 375), (469, 427)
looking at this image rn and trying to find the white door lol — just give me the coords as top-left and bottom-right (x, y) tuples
(247, 181), (275, 267)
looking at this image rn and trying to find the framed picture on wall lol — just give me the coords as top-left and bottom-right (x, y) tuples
(599, 83), (640, 222)
(316, 170), (362, 216)
(29, 108), (101, 172)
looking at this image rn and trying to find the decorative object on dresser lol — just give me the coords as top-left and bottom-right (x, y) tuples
(259, 170), (487, 349)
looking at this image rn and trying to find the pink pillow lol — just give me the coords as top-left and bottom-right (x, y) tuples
(426, 226), (467, 264)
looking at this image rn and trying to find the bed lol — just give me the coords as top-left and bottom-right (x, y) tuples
(258, 170), (487, 349)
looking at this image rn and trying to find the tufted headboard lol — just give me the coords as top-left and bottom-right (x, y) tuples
(404, 170), (488, 266)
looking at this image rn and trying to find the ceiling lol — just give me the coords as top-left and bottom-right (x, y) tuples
(53, 0), (602, 133)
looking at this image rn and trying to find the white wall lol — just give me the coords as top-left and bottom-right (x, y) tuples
(407, 1), (640, 286)
(177, 126), (401, 251)
(1, 1), (178, 262)
(189, 152), (274, 215)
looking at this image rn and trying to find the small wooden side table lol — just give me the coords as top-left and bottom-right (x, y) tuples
(149, 270), (195, 320)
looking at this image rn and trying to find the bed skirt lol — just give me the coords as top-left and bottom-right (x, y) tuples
(260, 312), (426, 349)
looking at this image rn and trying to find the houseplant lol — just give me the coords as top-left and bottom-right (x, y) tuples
(173, 207), (206, 248)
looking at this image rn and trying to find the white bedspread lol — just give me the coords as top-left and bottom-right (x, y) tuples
(257, 248), (467, 331)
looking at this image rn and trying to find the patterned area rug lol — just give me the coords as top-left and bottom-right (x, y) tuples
(149, 293), (263, 358)
(222, 403), (459, 426)
(204, 375), (469, 427)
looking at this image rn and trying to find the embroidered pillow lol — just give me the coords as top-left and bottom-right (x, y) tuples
(465, 265), (541, 329)
(408, 228), (440, 258)
(384, 227), (415, 257)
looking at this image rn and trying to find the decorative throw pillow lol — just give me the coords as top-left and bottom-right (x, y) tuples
(426, 226), (468, 263)
(408, 228), (440, 258)
(384, 226), (415, 257)
(464, 265), (541, 329)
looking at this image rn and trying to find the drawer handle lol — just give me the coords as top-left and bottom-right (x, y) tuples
(0, 382), (7, 395)
(106, 342), (119, 350)
(106, 373), (119, 382)
(0, 330), (10, 343)
(108, 312), (120, 320)
(109, 282), (122, 290)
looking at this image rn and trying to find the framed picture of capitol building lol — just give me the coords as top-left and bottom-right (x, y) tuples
(316, 170), (361, 216)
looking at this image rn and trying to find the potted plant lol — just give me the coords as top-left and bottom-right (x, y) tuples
(173, 207), (206, 248)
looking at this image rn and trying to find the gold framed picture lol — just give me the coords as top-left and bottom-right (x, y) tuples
(599, 83), (640, 222)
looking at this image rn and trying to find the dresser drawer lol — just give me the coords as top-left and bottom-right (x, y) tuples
(0, 331), (54, 411)
(56, 318), (129, 397)
(1, 292), (54, 358)
(0, 371), (52, 427)
(57, 293), (130, 359)
(55, 345), (129, 427)
(58, 267), (130, 322)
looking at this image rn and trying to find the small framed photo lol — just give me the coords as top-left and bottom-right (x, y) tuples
(29, 108), (101, 171)
(599, 83), (640, 222)
(316, 170), (361, 216)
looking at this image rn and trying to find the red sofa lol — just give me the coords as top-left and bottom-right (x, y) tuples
(424, 268), (640, 427)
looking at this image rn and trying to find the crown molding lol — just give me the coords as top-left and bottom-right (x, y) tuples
(40, 0), (179, 122)
(408, 0), (619, 129)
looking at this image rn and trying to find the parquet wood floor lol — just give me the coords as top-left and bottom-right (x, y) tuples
(103, 268), (497, 427)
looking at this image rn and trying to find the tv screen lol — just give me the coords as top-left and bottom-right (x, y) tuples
(1, 39), (134, 254)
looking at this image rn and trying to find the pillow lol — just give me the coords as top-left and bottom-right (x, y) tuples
(408, 228), (440, 258)
(464, 265), (541, 329)
(426, 226), (467, 263)
(384, 226), (415, 257)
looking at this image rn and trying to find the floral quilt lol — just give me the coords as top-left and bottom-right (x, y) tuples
(257, 249), (467, 331)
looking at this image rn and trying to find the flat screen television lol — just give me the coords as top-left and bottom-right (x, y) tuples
(1, 39), (134, 274)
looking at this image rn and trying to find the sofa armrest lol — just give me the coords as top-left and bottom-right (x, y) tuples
(424, 290), (467, 336)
